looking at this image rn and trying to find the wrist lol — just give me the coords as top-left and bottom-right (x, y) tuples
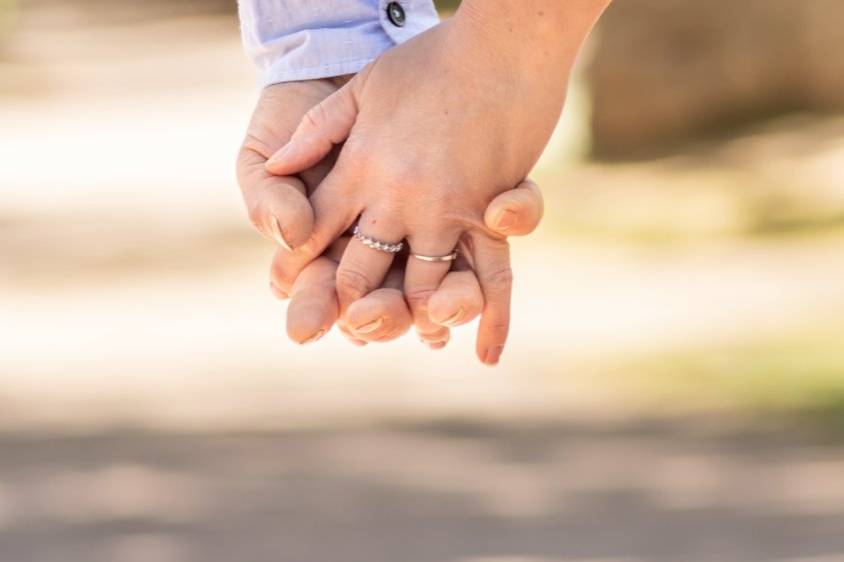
(453, 0), (609, 64)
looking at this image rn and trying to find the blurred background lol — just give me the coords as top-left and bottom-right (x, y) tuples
(2, 0), (844, 560)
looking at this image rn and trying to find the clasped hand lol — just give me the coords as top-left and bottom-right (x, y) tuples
(238, 13), (578, 364)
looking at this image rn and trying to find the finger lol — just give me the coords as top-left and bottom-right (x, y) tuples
(265, 80), (359, 176)
(270, 236), (349, 300)
(335, 209), (406, 314)
(280, 236), (369, 346)
(270, 245), (320, 297)
(338, 324), (368, 347)
(428, 270), (484, 328)
(483, 178), (544, 237)
(296, 169), (362, 260)
(270, 278), (289, 301)
(470, 232), (513, 366)
(346, 289), (412, 342)
(344, 266), (412, 342)
(404, 229), (462, 349)
(286, 257), (339, 345)
(237, 146), (314, 250)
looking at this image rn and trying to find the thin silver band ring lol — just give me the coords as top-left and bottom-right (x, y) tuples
(410, 251), (459, 263)
(353, 225), (404, 254)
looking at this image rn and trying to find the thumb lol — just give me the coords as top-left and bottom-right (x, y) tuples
(484, 178), (544, 237)
(237, 143), (314, 251)
(265, 81), (359, 176)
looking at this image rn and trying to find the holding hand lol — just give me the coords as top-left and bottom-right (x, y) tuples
(264, 10), (585, 363)
(238, 0), (609, 364)
(237, 80), (544, 363)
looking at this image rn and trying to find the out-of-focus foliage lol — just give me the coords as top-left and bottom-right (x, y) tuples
(591, 0), (844, 158)
(0, 0), (18, 37)
(621, 324), (844, 430)
(437, 0), (461, 10)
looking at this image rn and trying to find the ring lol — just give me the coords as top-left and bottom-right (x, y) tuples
(353, 225), (404, 254)
(410, 250), (459, 263)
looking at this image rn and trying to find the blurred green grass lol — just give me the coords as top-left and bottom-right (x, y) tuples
(537, 114), (844, 245)
(0, 0), (17, 36)
(618, 326), (844, 428)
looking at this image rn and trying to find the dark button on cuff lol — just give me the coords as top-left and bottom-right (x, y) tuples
(386, 2), (406, 27)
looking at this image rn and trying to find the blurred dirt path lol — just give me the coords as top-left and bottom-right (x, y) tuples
(1, 423), (844, 562)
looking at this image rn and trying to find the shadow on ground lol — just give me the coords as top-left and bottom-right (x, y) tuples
(1, 421), (843, 562)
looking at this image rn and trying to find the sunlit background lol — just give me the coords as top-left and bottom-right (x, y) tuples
(2, 0), (844, 560)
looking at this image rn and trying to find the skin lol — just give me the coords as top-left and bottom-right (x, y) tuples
(265, 0), (610, 364)
(237, 79), (544, 358)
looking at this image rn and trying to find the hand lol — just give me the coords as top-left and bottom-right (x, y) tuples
(264, 15), (580, 363)
(237, 79), (339, 252)
(237, 80), (545, 358)
(275, 179), (544, 350)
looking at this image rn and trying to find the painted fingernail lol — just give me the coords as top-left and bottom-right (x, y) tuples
(440, 307), (464, 327)
(354, 317), (384, 334)
(302, 329), (325, 345)
(484, 345), (504, 366)
(495, 210), (516, 232)
(266, 143), (292, 167)
(270, 215), (294, 251)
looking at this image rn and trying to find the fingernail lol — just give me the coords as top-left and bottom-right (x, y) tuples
(484, 345), (504, 366)
(419, 333), (448, 349)
(440, 307), (464, 327)
(340, 328), (367, 346)
(270, 215), (294, 251)
(354, 317), (384, 334)
(495, 210), (516, 232)
(269, 280), (288, 300)
(302, 329), (325, 345)
(266, 143), (292, 167)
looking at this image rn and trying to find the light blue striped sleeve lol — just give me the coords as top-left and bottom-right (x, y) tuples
(238, 0), (440, 87)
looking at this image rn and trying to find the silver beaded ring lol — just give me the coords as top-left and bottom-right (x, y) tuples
(353, 225), (404, 254)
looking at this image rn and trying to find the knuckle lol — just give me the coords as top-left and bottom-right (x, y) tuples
(302, 103), (327, 132)
(336, 267), (375, 300)
(237, 139), (275, 184)
(234, 147), (252, 182)
(483, 266), (514, 293)
(240, 133), (271, 161)
(486, 320), (510, 340)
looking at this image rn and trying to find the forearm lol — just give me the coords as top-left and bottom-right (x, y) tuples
(454, 0), (610, 65)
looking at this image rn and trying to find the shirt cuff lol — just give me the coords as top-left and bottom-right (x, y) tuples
(239, 1), (440, 88)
